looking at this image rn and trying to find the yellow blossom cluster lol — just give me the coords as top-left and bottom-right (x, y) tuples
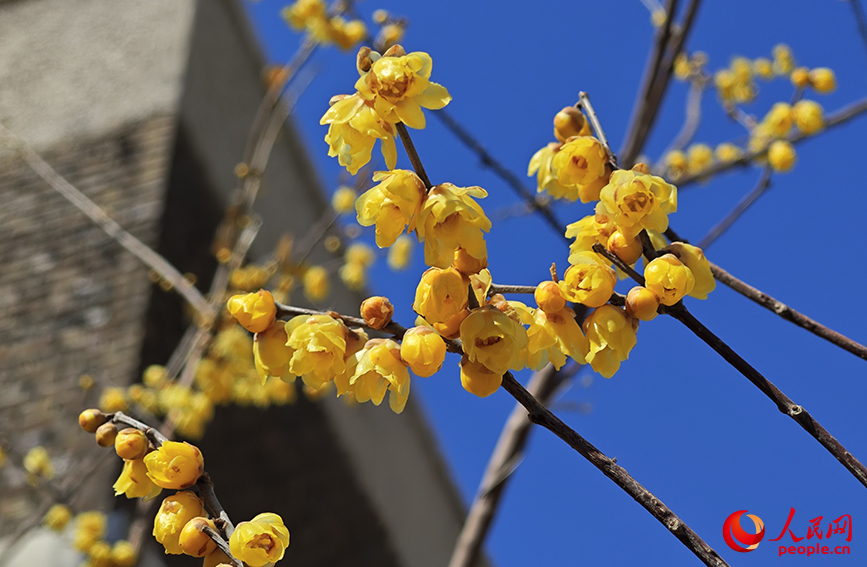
(280, 0), (366, 51)
(321, 45), (451, 175)
(528, 107), (613, 203)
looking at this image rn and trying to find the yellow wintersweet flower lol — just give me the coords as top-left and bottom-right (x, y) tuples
(110, 541), (137, 567)
(528, 143), (573, 201)
(114, 457), (162, 500)
(664, 149), (688, 180)
(460, 305), (528, 375)
(433, 309), (469, 340)
(417, 183), (491, 269)
(565, 213), (616, 258)
(773, 44), (796, 75)
(809, 68), (837, 94)
(321, 93), (398, 175)
(644, 254), (695, 306)
(596, 169), (677, 240)
(559, 252), (617, 308)
(99, 386), (128, 413)
(329, 17), (368, 51)
(333, 327), (369, 398)
(339, 261), (367, 291)
(668, 242), (715, 300)
(254, 319), (299, 383)
(792, 100), (824, 135)
(388, 234), (414, 270)
(345, 242), (377, 267)
(153, 491), (206, 555)
(768, 140), (797, 172)
(73, 511), (107, 553)
(715, 142), (742, 163)
(526, 306), (589, 371)
(606, 229), (643, 266)
(23, 446), (54, 483)
(355, 48), (452, 129)
(143, 440), (204, 490)
(413, 266), (469, 325)
(43, 504), (72, 531)
(229, 513), (290, 567)
(360, 296), (394, 330)
(761, 102), (793, 138)
(303, 265), (330, 302)
(227, 290), (277, 334)
(549, 136), (610, 203)
(583, 305), (639, 378)
(332, 186), (357, 214)
(350, 339), (411, 413)
(89, 541), (112, 567)
(753, 57), (774, 79)
(356, 169), (425, 247)
(535, 281), (566, 314)
(281, 0), (326, 31)
(286, 314), (348, 388)
(460, 355), (502, 398)
(687, 143), (714, 176)
(401, 326), (447, 377)
(625, 286), (660, 321)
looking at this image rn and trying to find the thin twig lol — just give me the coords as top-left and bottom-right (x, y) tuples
(488, 284), (536, 295)
(592, 243), (645, 284)
(676, 97), (867, 186)
(667, 303), (867, 488)
(433, 110), (567, 238)
(665, 78), (706, 154)
(849, 0), (867, 60)
(202, 525), (242, 567)
(577, 92), (617, 166)
(0, 122), (212, 318)
(395, 122), (432, 189)
(499, 372), (729, 567)
(448, 365), (573, 567)
(697, 168), (771, 249)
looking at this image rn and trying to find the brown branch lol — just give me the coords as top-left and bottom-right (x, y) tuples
(448, 365), (572, 567)
(697, 168), (771, 249)
(488, 284), (537, 295)
(433, 110), (567, 238)
(0, 122), (212, 318)
(665, 77), (706, 154)
(849, 0), (867, 60)
(202, 525), (243, 567)
(499, 372), (729, 567)
(592, 243), (645, 284)
(620, 0), (681, 167)
(664, 228), (867, 362)
(667, 303), (867, 488)
(676, 97), (867, 187)
(395, 122), (433, 189)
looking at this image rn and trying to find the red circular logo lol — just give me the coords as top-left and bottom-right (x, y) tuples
(723, 510), (765, 552)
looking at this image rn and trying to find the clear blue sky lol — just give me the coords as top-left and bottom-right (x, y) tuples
(244, 1), (867, 564)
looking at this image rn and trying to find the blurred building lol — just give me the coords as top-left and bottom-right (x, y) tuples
(0, 1), (480, 566)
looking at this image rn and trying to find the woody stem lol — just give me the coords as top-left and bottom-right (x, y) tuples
(396, 122), (433, 190)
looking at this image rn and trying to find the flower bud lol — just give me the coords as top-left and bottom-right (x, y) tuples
(553, 106), (590, 143)
(153, 491), (206, 554)
(760, 103), (793, 138)
(361, 296), (394, 330)
(303, 266), (330, 302)
(89, 541), (112, 567)
(809, 67), (836, 93)
(790, 67), (810, 88)
(768, 140), (796, 172)
(95, 423), (118, 448)
(400, 326), (447, 377)
(792, 100), (824, 135)
(668, 242), (716, 300)
(356, 46), (376, 74)
(73, 511), (106, 553)
(179, 517), (218, 558)
(714, 143), (742, 163)
(79, 409), (107, 433)
(110, 541), (137, 567)
(99, 387), (127, 412)
(43, 503), (72, 531)
(625, 286), (660, 321)
(664, 150), (687, 179)
(606, 230), (643, 266)
(114, 428), (149, 460)
(535, 281), (566, 314)
(332, 186), (357, 214)
(227, 290), (277, 334)
(144, 441), (204, 489)
(644, 254), (695, 306)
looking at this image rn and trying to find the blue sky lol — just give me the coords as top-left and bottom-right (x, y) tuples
(244, 1), (867, 564)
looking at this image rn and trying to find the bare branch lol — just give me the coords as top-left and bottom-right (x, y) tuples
(396, 122), (433, 190)
(697, 168), (771, 249)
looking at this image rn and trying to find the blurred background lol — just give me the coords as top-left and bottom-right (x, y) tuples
(1, 0), (866, 565)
